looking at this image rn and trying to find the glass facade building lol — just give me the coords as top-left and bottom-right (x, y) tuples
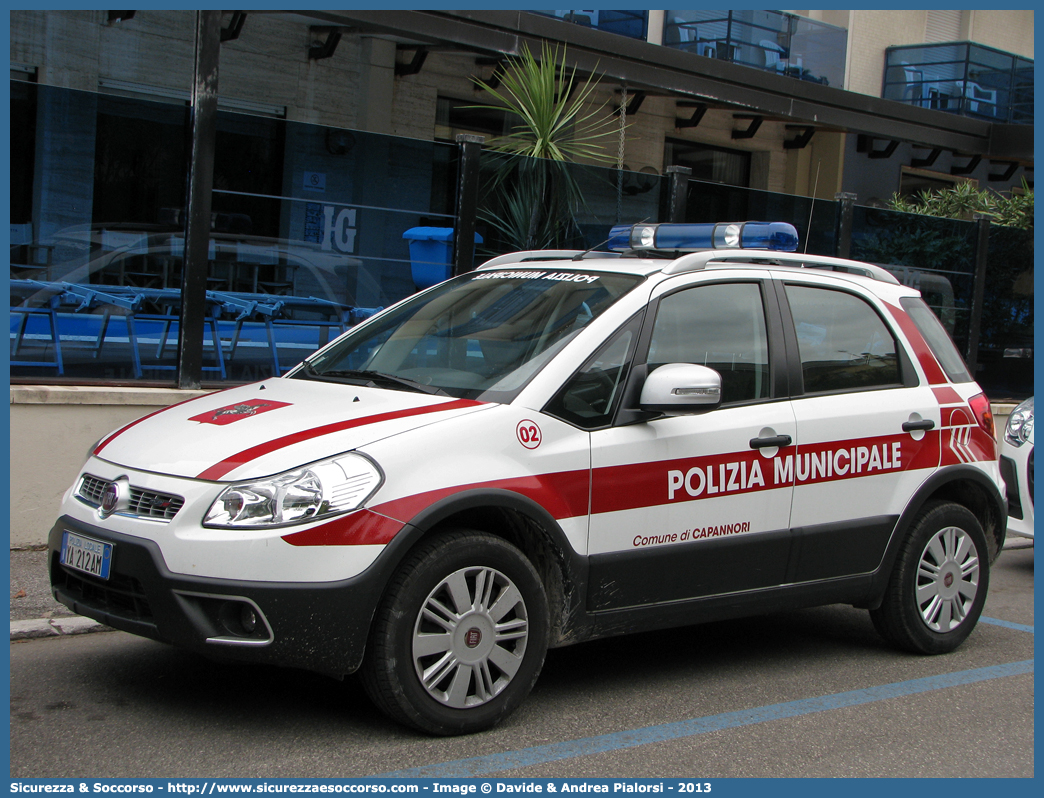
(10, 82), (459, 383)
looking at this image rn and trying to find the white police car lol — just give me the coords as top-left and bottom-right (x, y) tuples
(50, 222), (1006, 735)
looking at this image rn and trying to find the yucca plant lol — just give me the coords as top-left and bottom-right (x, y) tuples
(470, 42), (619, 251)
(473, 41), (617, 163)
(888, 179), (1033, 230)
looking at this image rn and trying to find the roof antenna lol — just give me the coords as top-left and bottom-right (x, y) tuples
(804, 160), (821, 254)
(572, 217), (649, 260)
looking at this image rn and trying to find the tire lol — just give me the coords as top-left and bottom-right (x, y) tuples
(870, 501), (990, 655)
(361, 529), (549, 735)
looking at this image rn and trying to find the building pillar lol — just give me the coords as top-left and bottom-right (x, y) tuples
(453, 134), (484, 276)
(646, 10), (665, 45)
(663, 165), (692, 223)
(357, 37), (396, 135)
(834, 191), (857, 258)
(965, 215), (991, 373)
(176, 10), (222, 389)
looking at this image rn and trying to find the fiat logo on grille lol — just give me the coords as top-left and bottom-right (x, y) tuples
(99, 482), (121, 517)
(464, 628), (482, 648)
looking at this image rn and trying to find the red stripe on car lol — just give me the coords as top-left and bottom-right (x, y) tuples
(282, 469), (591, 547)
(281, 509), (406, 547)
(93, 392), (215, 456)
(283, 431), (948, 547)
(592, 431), (940, 514)
(932, 386), (963, 405)
(884, 305), (948, 385)
(197, 398), (483, 481)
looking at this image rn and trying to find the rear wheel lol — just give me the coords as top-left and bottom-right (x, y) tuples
(871, 501), (989, 654)
(362, 529), (549, 735)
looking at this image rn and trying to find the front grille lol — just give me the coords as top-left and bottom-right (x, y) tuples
(77, 474), (184, 521)
(128, 489), (185, 520)
(52, 554), (154, 622)
(79, 474), (109, 505)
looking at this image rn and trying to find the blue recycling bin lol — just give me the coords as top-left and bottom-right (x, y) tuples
(402, 227), (483, 289)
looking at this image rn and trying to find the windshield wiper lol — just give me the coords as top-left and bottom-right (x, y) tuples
(296, 363), (447, 396)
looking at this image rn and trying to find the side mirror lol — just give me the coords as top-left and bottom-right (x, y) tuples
(639, 363), (723, 414)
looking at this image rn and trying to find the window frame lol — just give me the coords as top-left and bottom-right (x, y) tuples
(544, 311), (646, 431)
(614, 277), (789, 426)
(776, 280), (918, 397)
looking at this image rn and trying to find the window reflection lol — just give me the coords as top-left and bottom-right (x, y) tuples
(10, 83), (457, 383)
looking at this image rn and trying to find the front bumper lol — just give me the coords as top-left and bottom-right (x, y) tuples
(48, 517), (388, 677)
(1000, 448), (1034, 539)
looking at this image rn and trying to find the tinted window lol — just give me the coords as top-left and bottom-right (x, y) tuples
(786, 285), (901, 393)
(546, 318), (640, 429)
(900, 296), (973, 383)
(648, 282), (769, 403)
(301, 269), (643, 402)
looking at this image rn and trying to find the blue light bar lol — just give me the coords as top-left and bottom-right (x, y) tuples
(606, 222), (799, 253)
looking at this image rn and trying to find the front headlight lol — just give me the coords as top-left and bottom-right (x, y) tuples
(1004, 397), (1034, 448)
(203, 453), (382, 529)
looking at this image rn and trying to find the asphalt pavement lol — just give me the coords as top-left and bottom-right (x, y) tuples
(10, 540), (1034, 778)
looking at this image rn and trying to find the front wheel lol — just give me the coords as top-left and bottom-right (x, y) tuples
(870, 501), (989, 655)
(361, 529), (549, 735)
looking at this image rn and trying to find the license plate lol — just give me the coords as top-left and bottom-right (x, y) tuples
(60, 531), (113, 580)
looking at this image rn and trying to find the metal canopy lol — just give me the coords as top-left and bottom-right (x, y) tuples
(270, 9), (1032, 163)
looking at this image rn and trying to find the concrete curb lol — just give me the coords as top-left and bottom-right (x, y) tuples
(11, 616), (112, 640)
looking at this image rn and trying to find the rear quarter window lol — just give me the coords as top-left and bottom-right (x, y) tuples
(899, 296), (973, 383)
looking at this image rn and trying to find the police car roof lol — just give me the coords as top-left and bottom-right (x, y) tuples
(476, 249), (902, 286)
(476, 250), (663, 277)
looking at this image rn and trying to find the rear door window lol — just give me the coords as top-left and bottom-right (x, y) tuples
(784, 284), (901, 394)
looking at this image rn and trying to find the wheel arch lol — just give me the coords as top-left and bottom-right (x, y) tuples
(393, 488), (591, 648)
(866, 465), (1007, 608)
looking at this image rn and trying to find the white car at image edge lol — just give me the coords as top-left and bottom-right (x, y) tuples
(1000, 396), (1034, 539)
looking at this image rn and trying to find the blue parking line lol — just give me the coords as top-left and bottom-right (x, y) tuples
(980, 616), (1034, 634)
(377, 660), (1034, 778)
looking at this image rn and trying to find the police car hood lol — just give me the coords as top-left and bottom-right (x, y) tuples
(92, 379), (490, 482)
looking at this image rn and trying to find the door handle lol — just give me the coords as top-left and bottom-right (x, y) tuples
(902, 419), (936, 432)
(749, 434), (792, 449)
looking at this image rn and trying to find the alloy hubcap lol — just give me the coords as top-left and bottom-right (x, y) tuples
(412, 566), (529, 708)
(916, 526), (980, 633)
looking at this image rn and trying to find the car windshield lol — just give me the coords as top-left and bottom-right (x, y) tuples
(295, 267), (644, 401)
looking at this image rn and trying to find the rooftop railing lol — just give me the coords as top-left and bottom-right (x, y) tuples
(532, 10), (847, 87)
(662, 10), (846, 87)
(884, 42), (1033, 124)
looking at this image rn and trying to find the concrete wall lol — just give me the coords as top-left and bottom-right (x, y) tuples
(9, 386), (212, 548)
(966, 10), (1034, 59)
(844, 10), (931, 97)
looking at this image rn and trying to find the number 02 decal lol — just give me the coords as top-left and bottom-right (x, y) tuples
(516, 419), (542, 449)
